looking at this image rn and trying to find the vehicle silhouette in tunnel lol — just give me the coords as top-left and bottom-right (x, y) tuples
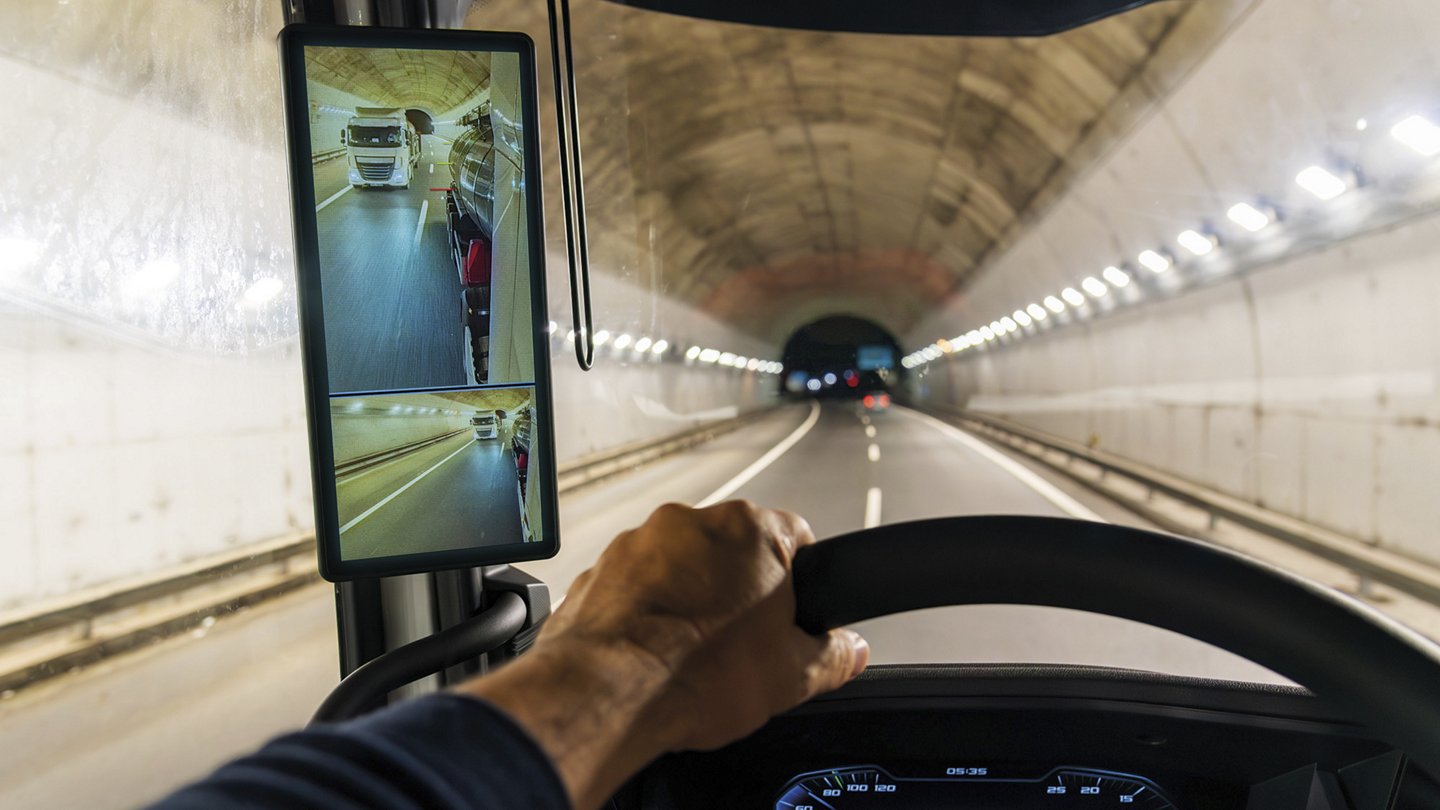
(782, 315), (900, 401)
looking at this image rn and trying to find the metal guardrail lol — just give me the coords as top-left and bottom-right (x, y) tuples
(0, 406), (780, 694)
(335, 428), (469, 477)
(312, 146), (347, 164)
(556, 406), (777, 492)
(938, 407), (1440, 606)
(0, 534), (319, 694)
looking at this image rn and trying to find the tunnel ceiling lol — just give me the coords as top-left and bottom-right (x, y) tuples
(551, 0), (1217, 344)
(305, 47), (491, 113)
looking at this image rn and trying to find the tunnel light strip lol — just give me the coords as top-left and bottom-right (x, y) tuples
(1296, 166), (1347, 200)
(1227, 203), (1270, 232)
(907, 107), (1440, 367)
(1391, 115), (1440, 156)
(1137, 250), (1171, 273)
(1176, 229), (1215, 256)
(553, 328), (781, 372)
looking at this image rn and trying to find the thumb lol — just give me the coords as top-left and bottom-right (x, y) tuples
(805, 628), (870, 699)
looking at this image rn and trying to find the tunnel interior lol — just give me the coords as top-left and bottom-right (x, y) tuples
(405, 108), (434, 135)
(780, 315), (900, 397)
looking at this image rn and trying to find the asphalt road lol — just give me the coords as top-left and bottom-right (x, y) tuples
(312, 139), (468, 394)
(0, 402), (1284, 809)
(336, 431), (523, 559)
(526, 402), (1281, 678)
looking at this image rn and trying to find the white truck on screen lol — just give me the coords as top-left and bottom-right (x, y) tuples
(471, 411), (498, 441)
(344, 108), (421, 188)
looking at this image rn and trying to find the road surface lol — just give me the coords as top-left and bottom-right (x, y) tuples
(336, 431), (524, 559)
(0, 402), (1349, 809)
(313, 139), (467, 394)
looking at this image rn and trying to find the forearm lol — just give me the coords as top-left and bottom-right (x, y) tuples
(457, 636), (678, 810)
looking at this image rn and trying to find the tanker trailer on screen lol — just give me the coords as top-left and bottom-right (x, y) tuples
(344, 107), (420, 189)
(444, 101), (521, 384)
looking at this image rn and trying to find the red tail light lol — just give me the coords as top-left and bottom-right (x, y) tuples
(863, 394), (875, 408)
(879, 393), (892, 407)
(463, 238), (491, 286)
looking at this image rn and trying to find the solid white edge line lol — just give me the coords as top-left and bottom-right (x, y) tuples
(695, 401), (821, 507)
(315, 184), (352, 212)
(900, 407), (1107, 523)
(412, 198), (430, 246)
(340, 438), (471, 534)
(864, 487), (883, 528)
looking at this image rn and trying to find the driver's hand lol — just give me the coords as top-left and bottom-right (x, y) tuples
(460, 501), (868, 810)
(544, 501), (870, 750)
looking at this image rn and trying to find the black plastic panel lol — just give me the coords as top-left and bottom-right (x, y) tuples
(623, 666), (1415, 809)
(599, 0), (1164, 37)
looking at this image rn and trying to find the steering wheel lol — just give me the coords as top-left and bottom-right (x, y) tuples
(791, 515), (1440, 779)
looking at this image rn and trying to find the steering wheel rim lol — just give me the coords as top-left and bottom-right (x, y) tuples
(791, 515), (1440, 777)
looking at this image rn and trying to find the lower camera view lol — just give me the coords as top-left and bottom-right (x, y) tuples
(329, 387), (541, 559)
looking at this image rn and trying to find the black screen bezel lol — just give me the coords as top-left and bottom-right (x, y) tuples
(278, 24), (559, 581)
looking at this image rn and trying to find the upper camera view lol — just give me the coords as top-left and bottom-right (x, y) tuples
(303, 46), (535, 393)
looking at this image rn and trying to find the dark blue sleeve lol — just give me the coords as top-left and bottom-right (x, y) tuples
(150, 694), (570, 810)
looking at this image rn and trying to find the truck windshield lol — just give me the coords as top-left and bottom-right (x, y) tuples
(347, 125), (400, 146)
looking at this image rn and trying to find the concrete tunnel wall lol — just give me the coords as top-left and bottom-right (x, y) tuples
(330, 406), (472, 465)
(907, 0), (1440, 566)
(0, 271), (776, 612)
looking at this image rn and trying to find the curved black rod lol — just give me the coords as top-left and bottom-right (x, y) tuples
(547, 0), (596, 371)
(311, 591), (528, 724)
(792, 515), (1440, 778)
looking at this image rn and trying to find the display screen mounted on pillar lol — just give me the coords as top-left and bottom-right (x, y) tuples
(279, 26), (557, 580)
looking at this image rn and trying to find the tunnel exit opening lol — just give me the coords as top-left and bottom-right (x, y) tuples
(780, 315), (901, 398)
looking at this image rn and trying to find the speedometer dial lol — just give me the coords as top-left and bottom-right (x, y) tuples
(774, 766), (1177, 808)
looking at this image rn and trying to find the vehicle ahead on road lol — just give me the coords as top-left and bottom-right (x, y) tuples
(343, 107), (420, 188)
(470, 410), (498, 441)
(860, 391), (891, 413)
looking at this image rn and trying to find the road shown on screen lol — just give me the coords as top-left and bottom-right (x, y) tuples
(335, 430), (523, 558)
(313, 137), (464, 394)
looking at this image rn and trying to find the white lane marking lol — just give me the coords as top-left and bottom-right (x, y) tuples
(864, 487), (883, 528)
(412, 199), (430, 246)
(315, 184), (352, 212)
(696, 401), (821, 507)
(901, 407), (1105, 522)
(865, 425), (876, 439)
(428, 163), (434, 175)
(867, 443), (880, 463)
(340, 438), (470, 534)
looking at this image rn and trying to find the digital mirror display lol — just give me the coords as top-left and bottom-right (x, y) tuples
(280, 27), (557, 579)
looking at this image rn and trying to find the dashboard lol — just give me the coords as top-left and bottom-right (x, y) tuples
(615, 665), (1440, 809)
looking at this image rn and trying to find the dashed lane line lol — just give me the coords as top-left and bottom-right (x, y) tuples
(340, 439), (471, 534)
(315, 184), (352, 212)
(696, 401), (821, 508)
(864, 487), (883, 528)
